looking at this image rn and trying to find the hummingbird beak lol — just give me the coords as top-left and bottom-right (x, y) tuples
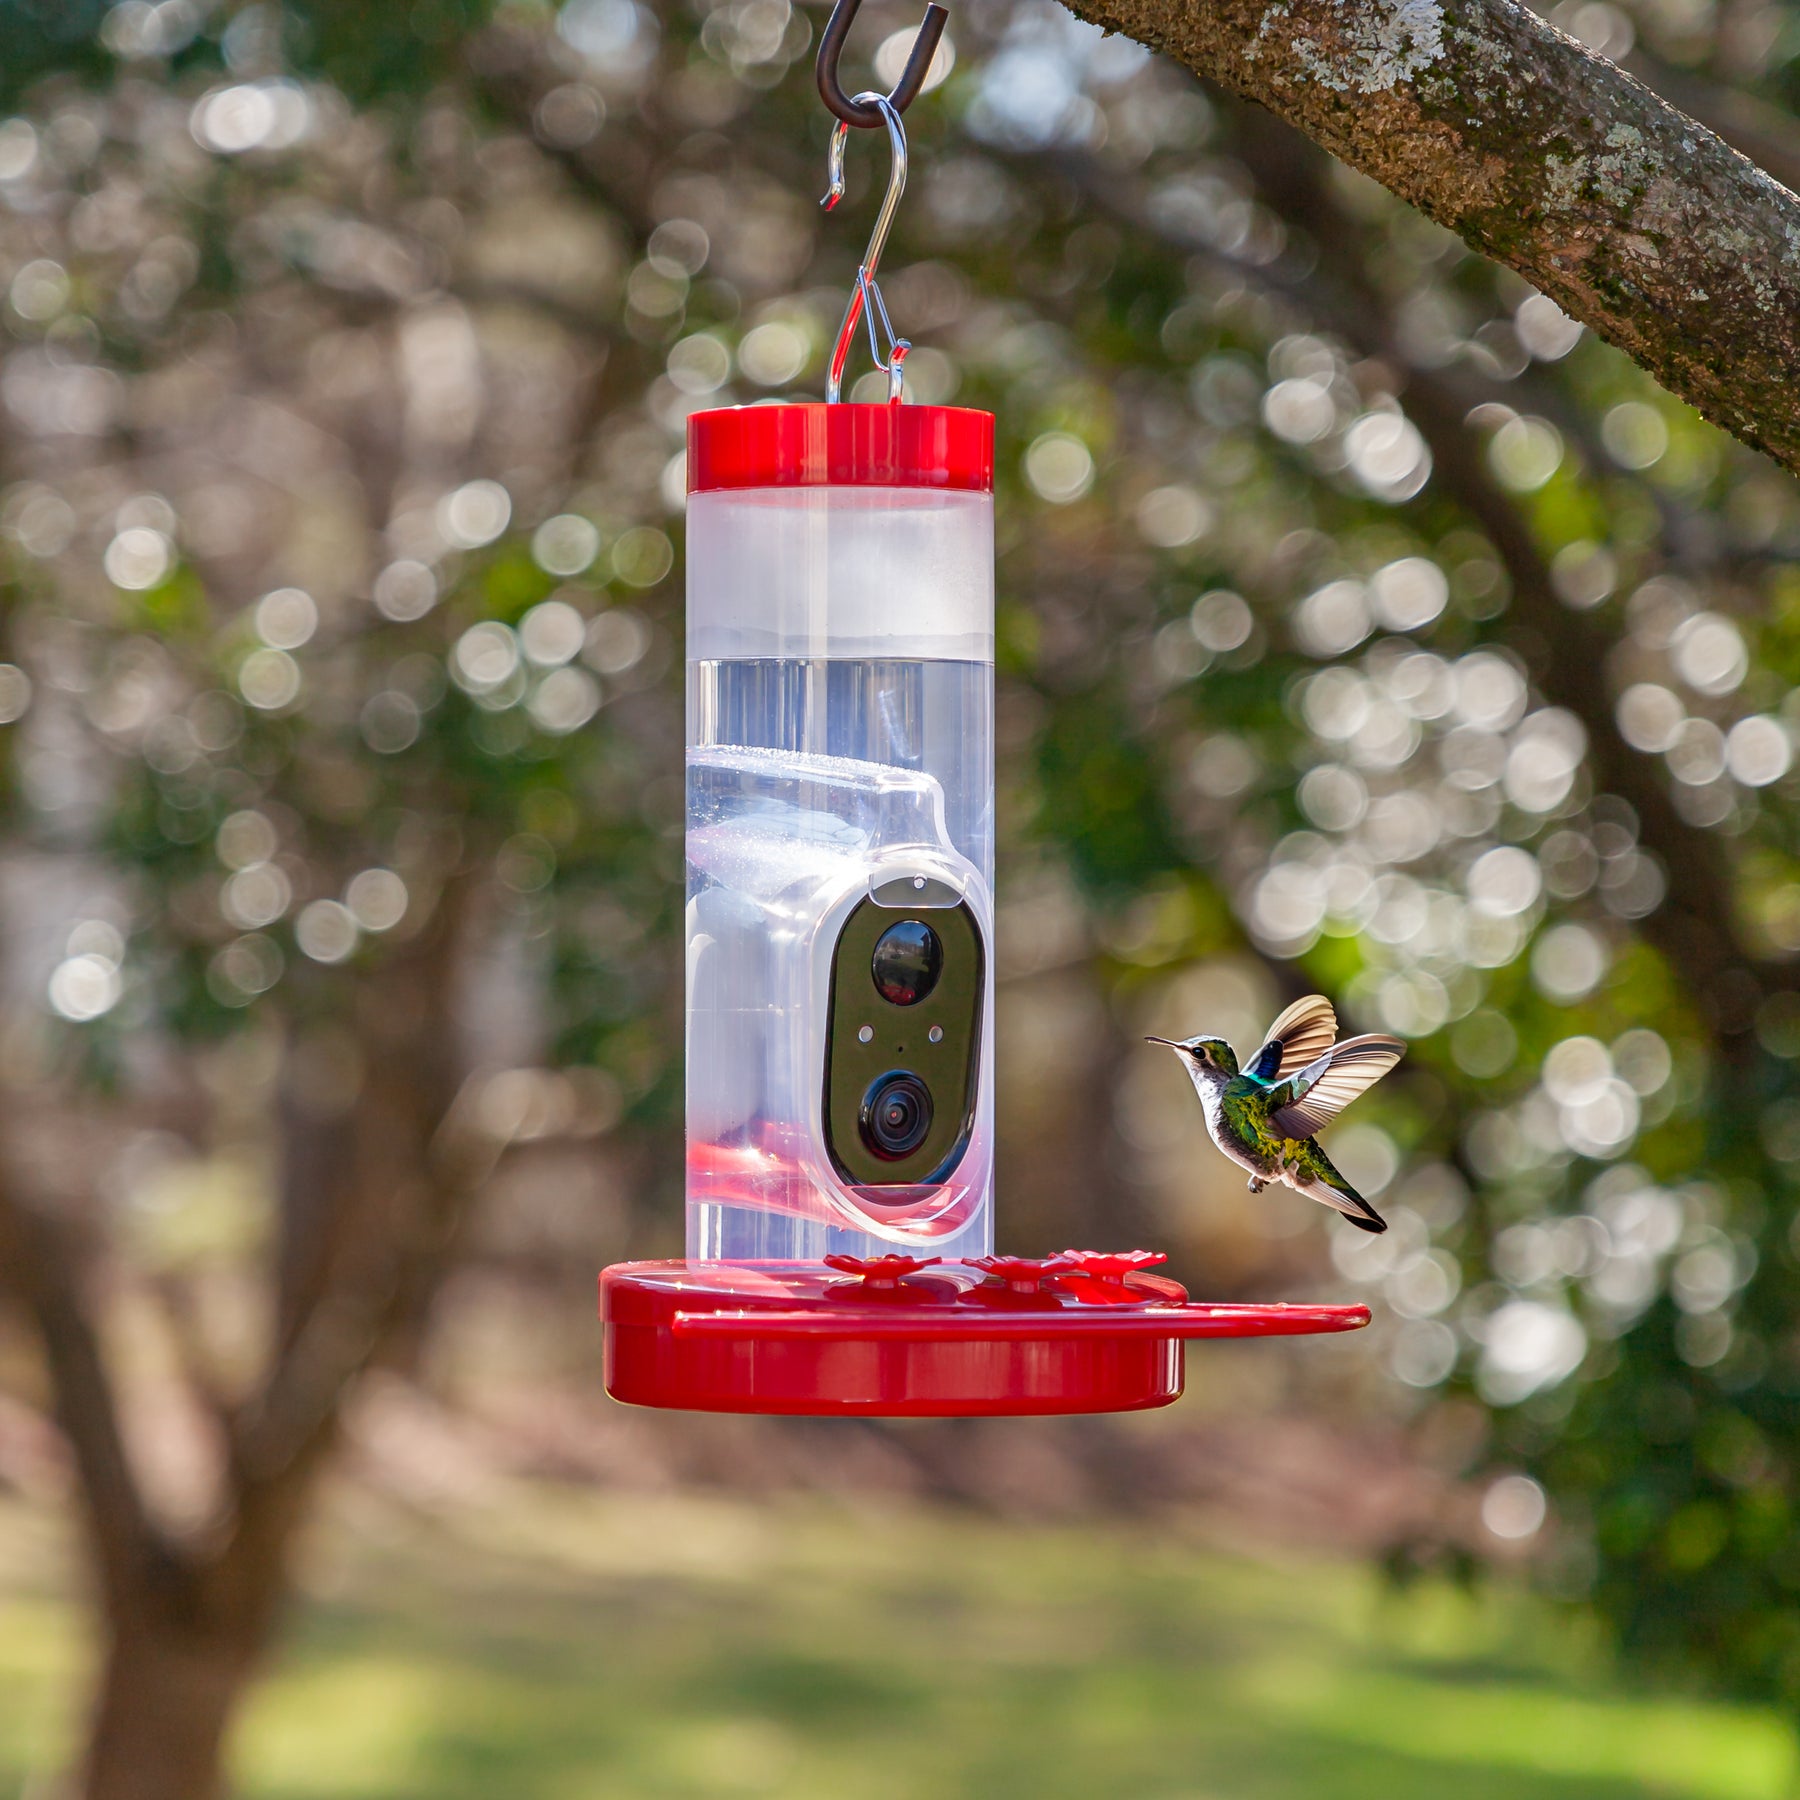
(1144, 1036), (1179, 1047)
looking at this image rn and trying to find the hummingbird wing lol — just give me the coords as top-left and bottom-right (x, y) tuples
(1267, 1034), (1406, 1138)
(1244, 994), (1338, 1084)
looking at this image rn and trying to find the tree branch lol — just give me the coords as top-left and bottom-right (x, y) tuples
(0, 1163), (176, 1612)
(1055, 0), (1800, 473)
(231, 868), (479, 1488)
(1622, 48), (1800, 201)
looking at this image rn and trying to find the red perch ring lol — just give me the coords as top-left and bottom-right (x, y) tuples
(601, 1258), (1370, 1417)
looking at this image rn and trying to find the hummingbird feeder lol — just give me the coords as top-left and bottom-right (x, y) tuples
(598, 0), (1369, 1415)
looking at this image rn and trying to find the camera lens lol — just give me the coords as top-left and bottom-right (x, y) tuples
(860, 1071), (934, 1160)
(870, 920), (942, 1006)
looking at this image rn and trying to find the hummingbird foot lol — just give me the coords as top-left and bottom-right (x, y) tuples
(1247, 1176), (1268, 1194)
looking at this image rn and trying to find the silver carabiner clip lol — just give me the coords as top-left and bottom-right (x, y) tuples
(821, 92), (911, 405)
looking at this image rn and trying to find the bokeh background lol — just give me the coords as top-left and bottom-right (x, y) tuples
(3, 0), (1800, 1794)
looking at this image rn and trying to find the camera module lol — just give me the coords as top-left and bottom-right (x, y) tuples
(870, 920), (941, 1006)
(824, 892), (982, 1189)
(860, 1070), (934, 1160)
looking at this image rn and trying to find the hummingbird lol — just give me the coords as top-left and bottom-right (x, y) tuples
(1147, 994), (1404, 1234)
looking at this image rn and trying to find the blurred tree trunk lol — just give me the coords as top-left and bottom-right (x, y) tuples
(1056, 0), (1800, 472)
(84, 1603), (260, 1800)
(77, 1452), (324, 1800)
(0, 871), (486, 1800)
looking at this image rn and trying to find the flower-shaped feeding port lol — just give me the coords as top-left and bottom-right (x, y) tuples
(1060, 1250), (1167, 1282)
(966, 1254), (1074, 1297)
(1054, 1249), (1181, 1305)
(822, 1253), (942, 1291)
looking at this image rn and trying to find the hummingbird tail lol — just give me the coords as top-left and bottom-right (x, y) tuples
(1294, 1144), (1388, 1234)
(1300, 1176), (1387, 1233)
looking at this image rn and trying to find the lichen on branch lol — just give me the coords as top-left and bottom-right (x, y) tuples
(1249, 0), (1447, 93)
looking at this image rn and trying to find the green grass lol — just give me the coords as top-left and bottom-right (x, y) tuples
(0, 1485), (1794, 1799)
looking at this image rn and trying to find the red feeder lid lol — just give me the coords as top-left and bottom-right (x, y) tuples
(688, 404), (993, 494)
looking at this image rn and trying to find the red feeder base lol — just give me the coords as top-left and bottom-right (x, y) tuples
(601, 1255), (1370, 1417)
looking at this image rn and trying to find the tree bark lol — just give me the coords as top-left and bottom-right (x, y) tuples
(81, 1607), (261, 1800)
(1054, 0), (1800, 474)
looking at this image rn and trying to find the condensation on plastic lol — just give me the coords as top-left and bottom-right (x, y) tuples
(686, 485), (995, 1262)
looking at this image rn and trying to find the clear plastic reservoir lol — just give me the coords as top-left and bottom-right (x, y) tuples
(685, 410), (995, 1263)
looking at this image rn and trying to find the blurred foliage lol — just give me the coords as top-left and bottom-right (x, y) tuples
(1, 0), (1800, 1729)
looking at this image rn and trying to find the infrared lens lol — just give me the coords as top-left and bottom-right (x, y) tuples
(870, 920), (942, 1006)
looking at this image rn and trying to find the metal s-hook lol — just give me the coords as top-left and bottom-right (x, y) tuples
(816, 0), (948, 131)
(821, 92), (911, 403)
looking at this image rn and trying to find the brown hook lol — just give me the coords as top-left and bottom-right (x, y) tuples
(816, 0), (948, 130)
